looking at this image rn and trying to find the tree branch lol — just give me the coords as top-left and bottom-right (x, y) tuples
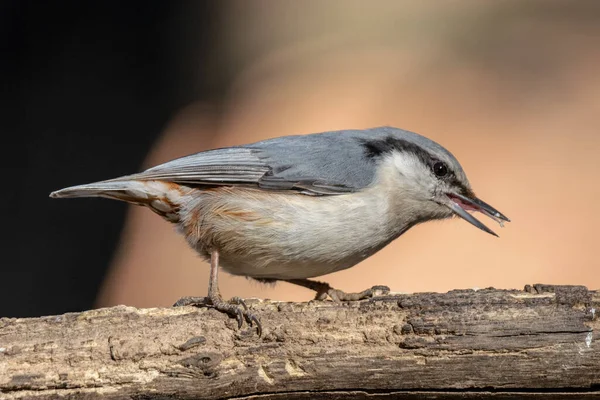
(1, 284), (598, 399)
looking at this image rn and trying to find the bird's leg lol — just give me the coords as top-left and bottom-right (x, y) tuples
(284, 279), (390, 302)
(174, 250), (262, 335)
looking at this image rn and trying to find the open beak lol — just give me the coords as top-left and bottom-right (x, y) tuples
(445, 192), (510, 237)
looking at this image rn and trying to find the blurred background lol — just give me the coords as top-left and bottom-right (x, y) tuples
(3, 0), (599, 318)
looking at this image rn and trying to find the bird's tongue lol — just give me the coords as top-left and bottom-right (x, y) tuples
(447, 194), (479, 212)
(445, 192), (509, 232)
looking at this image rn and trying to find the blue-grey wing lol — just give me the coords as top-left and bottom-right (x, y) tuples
(119, 129), (383, 195)
(126, 147), (271, 185)
(248, 131), (377, 194)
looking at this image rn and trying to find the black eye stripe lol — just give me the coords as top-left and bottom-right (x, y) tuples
(359, 136), (469, 191)
(360, 136), (437, 167)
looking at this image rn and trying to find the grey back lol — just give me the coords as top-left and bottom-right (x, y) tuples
(123, 126), (465, 195)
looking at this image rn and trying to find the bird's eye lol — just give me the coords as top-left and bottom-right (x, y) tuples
(433, 161), (448, 177)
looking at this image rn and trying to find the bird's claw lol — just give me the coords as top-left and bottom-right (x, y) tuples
(246, 314), (262, 336)
(229, 296), (249, 311)
(316, 285), (391, 302)
(173, 296), (209, 307)
(173, 295), (262, 336)
(227, 296), (261, 334)
(369, 285), (391, 297)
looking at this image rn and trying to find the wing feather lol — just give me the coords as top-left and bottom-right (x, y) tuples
(105, 129), (385, 195)
(110, 147), (271, 185)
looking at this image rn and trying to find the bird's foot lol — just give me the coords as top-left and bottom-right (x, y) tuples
(315, 284), (390, 302)
(174, 295), (262, 336)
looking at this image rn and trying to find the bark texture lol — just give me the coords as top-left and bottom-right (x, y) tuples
(0, 284), (598, 399)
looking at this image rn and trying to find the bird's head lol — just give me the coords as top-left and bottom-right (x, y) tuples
(362, 128), (510, 236)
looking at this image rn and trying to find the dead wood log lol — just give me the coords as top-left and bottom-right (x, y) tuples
(0, 284), (598, 399)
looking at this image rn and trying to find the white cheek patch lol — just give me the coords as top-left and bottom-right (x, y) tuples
(390, 152), (424, 181)
(372, 152), (438, 198)
(373, 152), (439, 196)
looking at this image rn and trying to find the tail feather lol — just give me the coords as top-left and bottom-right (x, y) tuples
(50, 180), (185, 222)
(50, 180), (151, 202)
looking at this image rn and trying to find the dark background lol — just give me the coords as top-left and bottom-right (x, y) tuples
(3, 1), (599, 318)
(1, 1), (225, 317)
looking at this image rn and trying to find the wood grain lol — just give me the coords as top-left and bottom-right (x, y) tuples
(0, 284), (598, 399)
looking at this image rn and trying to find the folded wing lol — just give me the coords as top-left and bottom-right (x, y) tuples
(104, 130), (379, 195)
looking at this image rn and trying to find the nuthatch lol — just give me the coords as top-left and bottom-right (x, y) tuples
(51, 126), (509, 335)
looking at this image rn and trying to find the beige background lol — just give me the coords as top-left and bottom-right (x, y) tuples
(96, 1), (600, 308)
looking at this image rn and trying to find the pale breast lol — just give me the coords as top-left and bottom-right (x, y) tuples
(176, 186), (398, 279)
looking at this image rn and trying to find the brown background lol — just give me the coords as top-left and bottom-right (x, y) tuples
(95, 1), (600, 307)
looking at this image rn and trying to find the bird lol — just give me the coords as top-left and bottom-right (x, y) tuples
(50, 126), (510, 335)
